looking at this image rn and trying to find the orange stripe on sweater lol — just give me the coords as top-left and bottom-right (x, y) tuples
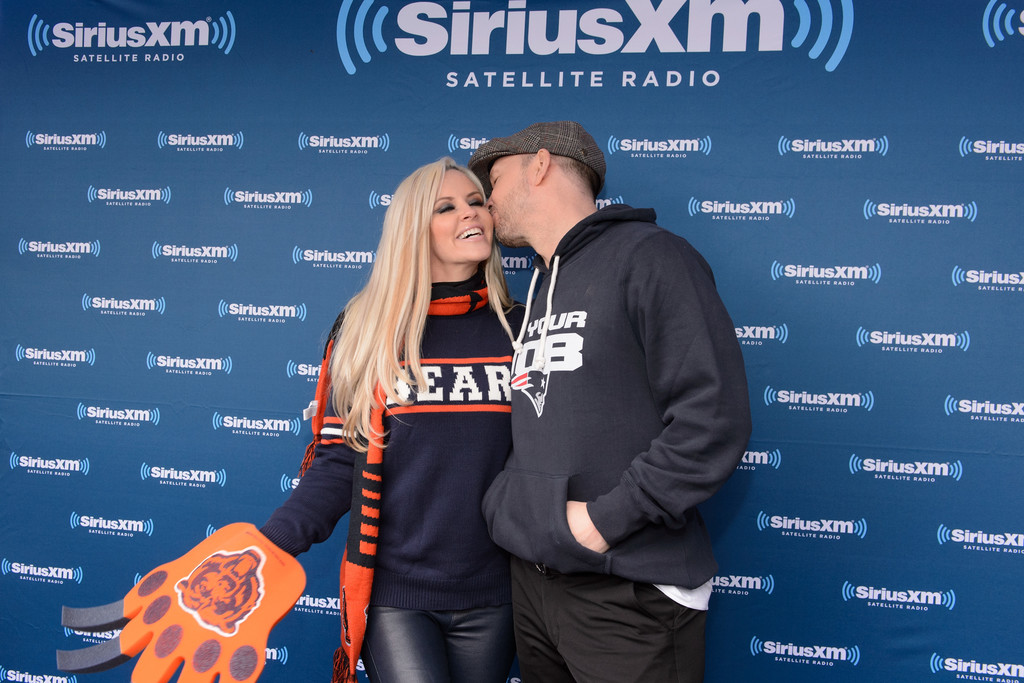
(388, 404), (511, 415)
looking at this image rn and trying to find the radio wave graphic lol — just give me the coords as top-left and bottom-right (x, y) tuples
(749, 636), (765, 656)
(841, 581), (856, 601)
(15, 345), (25, 362)
(297, 132), (310, 150)
(943, 395), (958, 416)
(950, 460), (964, 481)
(852, 518), (868, 539)
(931, 653), (945, 674)
(140, 463), (151, 480)
(688, 197), (701, 216)
(369, 191), (385, 209)
(874, 135), (888, 156)
(280, 474), (296, 492)
(855, 326), (870, 347)
(607, 135), (622, 155)
(847, 645), (861, 666)
(775, 324), (789, 343)
(210, 11), (237, 54)
(770, 261), (785, 280)
(941, 589), (956, 610)
(963, 200), (978, 222)
(863, 199), (878, 220)
(27, 14), (50, 56)
(756, 511), (771, 531)
(956, 331), (971, 351)
(337, 0), (389, 75)
(766, 449), (782, 469)
(950, 265), (967, 286)
(777, 136), (793, 156)
(959, 136), (974, 157)
(860, 391), (875, 411)
(762, 386), (778, 406)
(983, 0), (1021, 47)
(286, 360), (298, 378)
(87, 186), (98, 203)
(849, 453), (863, 474)
(218, 300), (230, 317)
(936, 524), (952, 544)
(448, 134), (460, 154)
(761, 575), (775, 594)
(791, 0), (854, 72)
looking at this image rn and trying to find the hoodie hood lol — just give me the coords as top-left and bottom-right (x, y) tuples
(538, 204), (657, 272)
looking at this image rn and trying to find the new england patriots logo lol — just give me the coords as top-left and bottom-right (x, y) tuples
(511, 365), (551, 417)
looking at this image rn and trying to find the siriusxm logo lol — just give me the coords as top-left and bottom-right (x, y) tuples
(26, 129), (106, 150)
(152, 242), (238, 262)
(87, 185), (171, 205)
(9, 452), (90, 476)
(763, 386), (874, 412)
(212, 411), (302, 437)
(1, 559), (83, 585)
(931, 653), (1024, 677)
(0, 668), (80, 683)
(982, 0), (1024, 47)
(712, 573), (775, 595)
(70, 512), (154, 537)
(501, 254), (534, 271)
(771, 261), (881, 285)
(77, 402), (160, 427)
(778, 135), (888, 157)
(842, 581), (955, 611)
(750, 637), (860, 666)
(447, 133), (489, 154)
(27, 11), (236, 56)
(849, 454), (963, 482)
(855, 327), (970, 353)
(863, 199), (978, 223)
(595, 195), (625, 210)
(82, 294), (165, 316)
(735, 323), (788, 345)
(280, 473), (301, 492)
(757, 511), (868, 539)
(958, 136), (1024, 158)
(608, 134), (710, 157)
(298, 132), (391, 154)
(146, 352), (232, 375)
(740, 449), (782, 470)
(286, 360), (320, 381)
(224, 188), (312, 208)
(689, 197), (794, 220)
(937, 524), (1024, 554)
(218, 300), (308, 323)
(297, 594), (342, 611)
(15, 345), (96, 367)
(943, 395), (1024, 422)
(19, 238), (100, 259)
(141, 462), (227, 488)
(157, 131), (243, 150)
(368, 190), (393, 208)
(951, 265), (1023, 289)
(292, 246), (375, 269)
(336, 0), (853, 75)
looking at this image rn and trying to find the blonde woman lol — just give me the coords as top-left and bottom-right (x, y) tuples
(261, 157), (521, 683)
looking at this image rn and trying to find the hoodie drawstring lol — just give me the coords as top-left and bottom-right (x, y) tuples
(512, 255), (561, 371)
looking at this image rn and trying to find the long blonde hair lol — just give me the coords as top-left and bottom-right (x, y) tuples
(329, 157), (514, 451)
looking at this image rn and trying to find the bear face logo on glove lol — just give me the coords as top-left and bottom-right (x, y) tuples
(175, 547), (266, 637)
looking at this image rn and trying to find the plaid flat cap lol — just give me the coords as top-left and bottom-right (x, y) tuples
(468, 121), (605, 195)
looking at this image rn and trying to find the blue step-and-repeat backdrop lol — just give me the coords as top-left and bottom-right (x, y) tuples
(2, 1), (1022, 681)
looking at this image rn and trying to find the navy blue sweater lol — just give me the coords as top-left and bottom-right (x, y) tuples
(262, 280), (521, 610)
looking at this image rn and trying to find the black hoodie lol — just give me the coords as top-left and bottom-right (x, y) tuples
(482, 205), (751, 587)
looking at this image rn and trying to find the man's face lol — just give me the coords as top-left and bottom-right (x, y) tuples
(486, 154), (531, 249)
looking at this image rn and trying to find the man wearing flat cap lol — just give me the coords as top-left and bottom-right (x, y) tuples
(470, 121), (751, 683)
